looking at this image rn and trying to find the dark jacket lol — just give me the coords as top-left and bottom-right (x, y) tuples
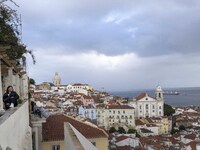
(3, 91), (19, 109)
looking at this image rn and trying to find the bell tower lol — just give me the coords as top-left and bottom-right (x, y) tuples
(155, 85), (163, 101)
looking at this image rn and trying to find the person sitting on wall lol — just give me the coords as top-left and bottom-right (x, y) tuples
(3, 85), (19, 110)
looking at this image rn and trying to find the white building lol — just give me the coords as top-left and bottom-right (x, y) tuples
(66, 83), (90, 93)
(52, 72), (61, 86)
(78, 105), (97, 120)
(130, 86), (164, 119)
(97, 104), (135, 130)
(114, 135), (139, 148)
(84, 105), (97, 120)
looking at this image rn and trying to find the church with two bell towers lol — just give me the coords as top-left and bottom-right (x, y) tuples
(132, 86), (164, 119)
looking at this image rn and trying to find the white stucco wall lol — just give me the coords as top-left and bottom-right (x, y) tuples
(116, 138), (139, 147)
(134, 95), (164, 118)
(0, 101), (32, 150)
(97, 107), (135, 129)
(64, 123), (97, 150)
(85, 108), (96, 120)
(146, 126), (159, 135)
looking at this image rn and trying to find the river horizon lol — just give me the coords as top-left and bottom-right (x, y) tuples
(109, 87), (200, 107)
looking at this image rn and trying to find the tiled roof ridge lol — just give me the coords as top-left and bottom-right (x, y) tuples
(64, 114), (109, 137)
(136, 92), (147, 100)
(42, 114), (108, 142)
(135, 92), (155, 100)
(106, 104), (134, 109)
(98, 128), (109, 138)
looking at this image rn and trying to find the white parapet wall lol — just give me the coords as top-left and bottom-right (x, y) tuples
(0, 100), (32, 150)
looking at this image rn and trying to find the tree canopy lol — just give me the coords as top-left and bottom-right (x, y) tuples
(109, 127), (116, 133)
(29, 78), (36, 85)
(127, 128), (136, 134)
(0, 0), (35, 67)
(164, 103), (175, 116)
(118, 127), (126, 134)
(179, 125), (185, 131)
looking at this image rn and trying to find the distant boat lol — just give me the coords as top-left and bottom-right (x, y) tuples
(163, 91), (179, 95)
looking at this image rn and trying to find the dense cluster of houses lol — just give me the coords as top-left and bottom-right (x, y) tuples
(30, 73), (200, 150)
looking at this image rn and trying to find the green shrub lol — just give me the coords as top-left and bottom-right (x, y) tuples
(17, 99), (23, 104)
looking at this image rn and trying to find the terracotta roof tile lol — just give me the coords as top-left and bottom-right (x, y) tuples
(115, 135), (129, 142)
(96, 104), (106, 108)
(136, 93), (147, 100)
(106, 105), (134, 109)
(145, 118), (154, 123)
(135, 119), (145, 126)
(184, 134), (196, 140)
(42, 114), (108, 141)
(186, 141), (200, 150)
(140, 128), (153, 133)
(134, 146), (145, 150)
(82, 95), (93, 99)
(169, 146), (175, 150)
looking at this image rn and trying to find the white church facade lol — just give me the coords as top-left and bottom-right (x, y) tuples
(130, 86), (164, 119)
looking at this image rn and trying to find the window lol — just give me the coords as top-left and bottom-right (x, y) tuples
(118, 111), (120, 114)
(159, 93), (161, 98)
(52, 145), (60, 150)
(140, 105), (142, 109)
(146, 104), (148, 109)
(113, 110), (115, 114)
(152, 105), (155, 109)
(123, 111), (125, 114)
(159, 106), (162, 109)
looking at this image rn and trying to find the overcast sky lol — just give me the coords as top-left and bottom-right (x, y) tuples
(12, 0), (200, 91)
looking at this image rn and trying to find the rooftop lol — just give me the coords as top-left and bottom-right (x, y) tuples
(42, 114), (108, 142)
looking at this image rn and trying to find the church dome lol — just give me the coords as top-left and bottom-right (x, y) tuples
(53, 72), (61, 80)
(53, 72), (61, 86)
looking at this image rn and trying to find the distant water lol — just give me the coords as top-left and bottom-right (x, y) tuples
(110, 87), (200, 107)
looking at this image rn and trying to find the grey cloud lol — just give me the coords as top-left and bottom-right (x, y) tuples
(12, 0), (200, 90)
(17, 0), (200, 57)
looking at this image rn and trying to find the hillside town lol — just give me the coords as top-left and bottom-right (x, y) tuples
(29, 73), (200, 150)
(1, 1), (200, 150)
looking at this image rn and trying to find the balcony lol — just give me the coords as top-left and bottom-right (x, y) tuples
(0, 46), (31, 149)
(0, 100), (32, 150)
